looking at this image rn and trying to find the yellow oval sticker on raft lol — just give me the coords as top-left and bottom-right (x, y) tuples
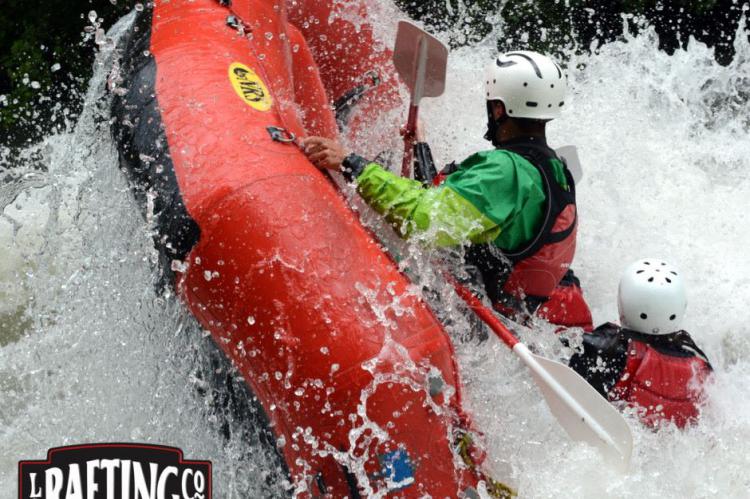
(229, 62), (272, 112)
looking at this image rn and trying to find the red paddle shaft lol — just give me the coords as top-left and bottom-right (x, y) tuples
(401, 104), (419, 177)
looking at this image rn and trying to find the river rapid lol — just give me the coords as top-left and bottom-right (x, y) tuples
(1, 3), (750, 498)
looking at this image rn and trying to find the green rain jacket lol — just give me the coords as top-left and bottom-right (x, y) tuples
(343, 144), (570, 253)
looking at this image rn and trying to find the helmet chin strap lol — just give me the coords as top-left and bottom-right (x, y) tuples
(483, 101), (509, 147)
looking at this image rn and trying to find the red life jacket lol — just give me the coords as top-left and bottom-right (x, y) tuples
(536, 270), (593, 331)
(459, 139), (578, 313)
(611, 336), (713, 428)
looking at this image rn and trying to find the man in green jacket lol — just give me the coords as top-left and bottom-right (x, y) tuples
(303, 50), (593, 330)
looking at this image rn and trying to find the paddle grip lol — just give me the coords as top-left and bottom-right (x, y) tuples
(450, 279), (520, 349)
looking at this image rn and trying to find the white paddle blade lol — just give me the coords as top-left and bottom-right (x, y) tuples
(513, 344), (633, 472)
(556, 145), (583, 183)
(393, 20), (448, 99)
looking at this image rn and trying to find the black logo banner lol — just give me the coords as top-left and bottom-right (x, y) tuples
(18, 443), (211, 499)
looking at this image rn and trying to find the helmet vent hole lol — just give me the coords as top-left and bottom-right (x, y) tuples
(550, 84), (554, 88)
(523, 82), (528, 87)
(636, 270), (645, 274)
(526, 101), (538, 107)
(508, 109), (513, 114)
(559, 101), (564, 106)
(670, 314), (676, 320)
(670, 271), (678, 275)
(493, 79), (496, 84)
(644, 261), (651, 265)
(548, 104), (552, 108)
(648, 277), (654, 282)
(665, 277), (672, 283)
(640, 313), (648, 320)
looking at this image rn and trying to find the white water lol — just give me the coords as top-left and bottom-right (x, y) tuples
(2, 5), (750, 498)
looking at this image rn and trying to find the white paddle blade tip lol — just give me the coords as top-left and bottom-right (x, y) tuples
(513, 344), (633, 472)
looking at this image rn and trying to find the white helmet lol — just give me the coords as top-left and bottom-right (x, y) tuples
(618, 259), (687, 335)
(484, 51), (567, 120)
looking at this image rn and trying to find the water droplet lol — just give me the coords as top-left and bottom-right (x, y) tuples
(330, 363), (340, 374)
(88, 10), (98, 24)
(170, 259), (188, 273)
(265, 32), (274, 40)
(51, 63), (61, 72)
(135, 3), (144, 12)
(320, 347), (329, 355)
(247, 316), (256, 325)
(30, 81), (41, 89)
(203, 270), (213, 281)
(94, 29), (106, 46)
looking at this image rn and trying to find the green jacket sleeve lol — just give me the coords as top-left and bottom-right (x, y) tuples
(354, 163), (500, 247)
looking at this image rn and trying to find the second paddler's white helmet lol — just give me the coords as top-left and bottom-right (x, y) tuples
(618, 259), (687, 335)
(484, 51), (567, 120)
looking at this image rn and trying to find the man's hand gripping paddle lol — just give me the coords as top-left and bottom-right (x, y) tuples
(394, 22), (632, 470)
(393, 20), (448, 177)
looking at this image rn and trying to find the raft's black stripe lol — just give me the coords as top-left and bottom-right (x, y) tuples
(506, 52), (543, 78)
(111, 7), (201, 282)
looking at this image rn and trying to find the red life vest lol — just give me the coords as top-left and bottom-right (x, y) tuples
(536, 270), (593, 331)
(611, 337), (712, 428)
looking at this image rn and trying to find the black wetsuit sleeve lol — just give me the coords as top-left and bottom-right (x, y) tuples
(569, 323), (629, 398)
(413, 142), (437, 184)
(341, 153), (370, 181)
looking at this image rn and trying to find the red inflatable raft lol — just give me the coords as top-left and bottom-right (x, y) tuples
(111, 0), (498, 496)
